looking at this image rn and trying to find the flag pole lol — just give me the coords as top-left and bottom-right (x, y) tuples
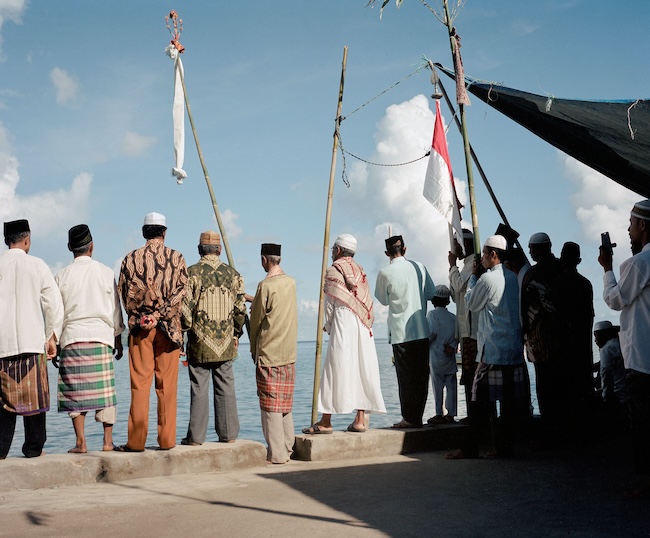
(166, 10), (235, 268)
(311, 46), (348, 426)
(441, 0), (480, 255)
(436, 73), (528, 257)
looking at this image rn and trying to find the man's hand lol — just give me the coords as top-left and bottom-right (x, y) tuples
(46, 335), (57, 360)
(233, 337), (239, 350)
(471, 255), (485, 277)
(443, 343), (457, 356)
(114, 335), (124, 360)
(139, 315), (158, 330)
(598, 245), (613, 273)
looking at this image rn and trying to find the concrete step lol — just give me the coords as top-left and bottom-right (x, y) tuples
(0, 440), (266, 491)
(293, 423), (470, 461)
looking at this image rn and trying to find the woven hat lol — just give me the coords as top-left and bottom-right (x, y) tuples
(67, 224), (92, 251)
(433, 284), (451, 299)
(199, 231), (221, 245)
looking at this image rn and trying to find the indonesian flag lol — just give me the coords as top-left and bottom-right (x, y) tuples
(423, 100), (464, 253)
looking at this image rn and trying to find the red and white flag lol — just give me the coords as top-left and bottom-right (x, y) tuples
(423, 100), (464, 252)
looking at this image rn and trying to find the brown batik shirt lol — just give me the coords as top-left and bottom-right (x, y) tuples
(118, 237), (188, 348)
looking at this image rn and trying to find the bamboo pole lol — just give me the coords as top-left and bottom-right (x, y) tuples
(311, 46), (348, 425)
(442, 0), (480, 256)
(179, 73), (235, 268)
(437, 76), (529, 259)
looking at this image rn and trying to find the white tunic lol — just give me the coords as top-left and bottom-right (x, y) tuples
(318, 296), (386, 415)
(0, 248), (63, 358)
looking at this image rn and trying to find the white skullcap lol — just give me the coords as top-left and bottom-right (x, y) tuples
(484, 235), (507, 250)
(594, 320), (613, 332)
(334, 233), (357, 253)
(433, 284), (451, 299)
(529, 232), (551, 246)
(631, 199), (650, 221)
(144, 212), (167, 227)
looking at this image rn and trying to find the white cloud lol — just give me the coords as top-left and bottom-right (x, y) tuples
(121, 131), (156, 157)
(344, 94), (467, 288)
(0, 120), (92, 236)
(512, 19), (539, 36)
(220, 208), (243, 240)
(563, 154), (638, 251)
(50, 67), (79, 105)
(0, 0), (25, 61)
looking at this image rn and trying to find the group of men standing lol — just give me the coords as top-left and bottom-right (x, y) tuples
(0, 213), (298, 464)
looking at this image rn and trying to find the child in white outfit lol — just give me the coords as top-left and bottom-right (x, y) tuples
(426, 284), (458, 424)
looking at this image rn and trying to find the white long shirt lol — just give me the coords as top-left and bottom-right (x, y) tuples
(427, 306), (458, 375)
(603, 242), (650, 374)
(0, 248), (63, 358)
(449, 255), (477, 340)
(55, 256), (125, 349)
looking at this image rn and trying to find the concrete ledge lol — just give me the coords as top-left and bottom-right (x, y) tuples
(293, 423), (471, 461)
(0, 440), (267, 491)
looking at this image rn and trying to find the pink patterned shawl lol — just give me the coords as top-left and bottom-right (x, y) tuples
(323, 257), (374, 330)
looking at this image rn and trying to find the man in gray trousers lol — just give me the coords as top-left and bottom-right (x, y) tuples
(181, 231), (247, 444)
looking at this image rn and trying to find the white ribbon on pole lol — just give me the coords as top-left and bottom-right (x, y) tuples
(165, 44), (187, 185)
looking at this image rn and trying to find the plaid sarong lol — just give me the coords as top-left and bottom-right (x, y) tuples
(58, 342), (116, 413)
(256, 363), (295, 413)
(0, 353), (50, 415)
(472, 362), (530, 403)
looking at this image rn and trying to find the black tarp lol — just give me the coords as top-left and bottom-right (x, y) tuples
(436, 64), (650, 197)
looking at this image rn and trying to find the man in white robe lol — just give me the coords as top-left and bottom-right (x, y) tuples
(303, 234), (385, 434)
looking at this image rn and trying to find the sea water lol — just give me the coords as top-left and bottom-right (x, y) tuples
(6, 340), (538, 457)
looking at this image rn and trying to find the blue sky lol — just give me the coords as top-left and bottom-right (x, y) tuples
(1, 0), (648, 341)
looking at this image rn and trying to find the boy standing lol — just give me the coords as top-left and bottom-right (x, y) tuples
(426, 285), (458, 424)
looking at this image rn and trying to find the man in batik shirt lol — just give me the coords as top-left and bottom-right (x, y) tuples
(117, 212), (188, 452)
(181, 231), (246, 445)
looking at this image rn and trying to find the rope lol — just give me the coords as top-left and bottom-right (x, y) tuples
(627, 99), (642, 140)
(341, 63), (429, 121)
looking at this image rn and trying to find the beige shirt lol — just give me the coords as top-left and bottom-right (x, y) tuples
(249, 272), (297, 367)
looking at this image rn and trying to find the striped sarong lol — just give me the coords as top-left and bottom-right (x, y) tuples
(58, 342), (116, 413)
(472, 362), (530, 403)
(256, 363), (295, 413)
(0, 353), (50, 415)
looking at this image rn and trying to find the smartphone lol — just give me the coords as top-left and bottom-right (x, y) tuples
(601, 232), (613, 253)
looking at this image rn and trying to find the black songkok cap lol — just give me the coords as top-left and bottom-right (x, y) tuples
(385, 235), (404, 250)
(68, 224), (93, 251)
(3, 219), (30, 238)
(495, 224), (520, 247)
(261, 243), (281, 256)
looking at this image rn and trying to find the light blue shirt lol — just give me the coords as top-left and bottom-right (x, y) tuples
(427, 307), (458, 374)
(465, 264), (523, 366)
(374, 257), (435, 344)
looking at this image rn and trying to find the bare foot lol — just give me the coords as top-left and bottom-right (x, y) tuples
(68, 447), (87, 454)
(102, 444), (116, 452)
(391, 420), (420, 429)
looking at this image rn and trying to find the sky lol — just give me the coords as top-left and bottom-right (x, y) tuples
(1, 0), (649, 342)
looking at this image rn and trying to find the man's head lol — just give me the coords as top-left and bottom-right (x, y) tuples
(142, 212), (167, 241)
(384, 235), (405, 259)
(198, 231), (221, 257)
(481, 235), (507, 270)
(261, 243), (281, 272)
(560, 241), (581, 270)
(3, 219), (30, 251)
(528, 232), (552, 262)
(68, 224), (93, 257)
(462, 228), (474, 256)
(629, 199), (650, 254)
(332, 233), (356, 261)
(432, 284), (451, 308)
(504, 247), (528, 274)
(593, 320), (619, 348)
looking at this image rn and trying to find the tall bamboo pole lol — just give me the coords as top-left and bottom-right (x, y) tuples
(311, 46), (348, 425)
(179, 73), (235, 267)
(442, 0), (480, 256)
(437, 76), (528, 259)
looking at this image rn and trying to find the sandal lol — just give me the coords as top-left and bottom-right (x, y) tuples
(301, 423), (333, 434)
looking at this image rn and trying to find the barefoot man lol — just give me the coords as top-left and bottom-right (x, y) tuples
(55, 225), (124, 453)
